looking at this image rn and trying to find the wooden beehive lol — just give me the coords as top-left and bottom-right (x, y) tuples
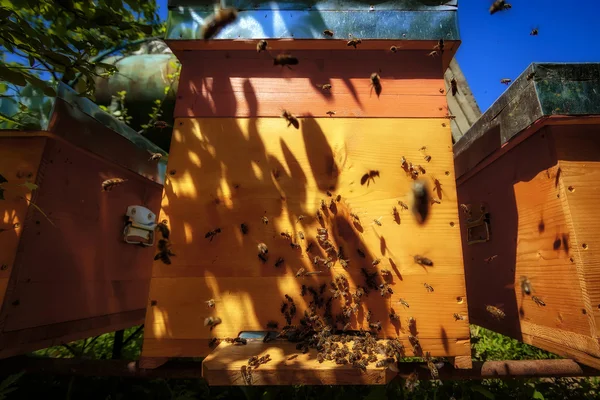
(0, 83), (167, 358)
(455, 63), (600, 369)
(141, 0), (471, 384)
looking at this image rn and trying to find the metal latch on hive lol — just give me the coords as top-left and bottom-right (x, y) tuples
(123, 206), (157, 246)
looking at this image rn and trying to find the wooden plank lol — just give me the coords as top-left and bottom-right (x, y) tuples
(0, 309), (144, 359)
(175, 50), (446, 118)
(201, 341), (395, 385)
(522, 332), (600, 370)
(142, 116), (469, 360)
(0, 136), (46, 306)
(459, 129), (592, 341)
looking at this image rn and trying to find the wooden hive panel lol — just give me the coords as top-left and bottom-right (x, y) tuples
(142, 116), (471, 367)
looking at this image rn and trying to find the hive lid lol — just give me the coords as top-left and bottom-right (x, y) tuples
(165, 0), (459, 42)
(454, 63), (600, 179)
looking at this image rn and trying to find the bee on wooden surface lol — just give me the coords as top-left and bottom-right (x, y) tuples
(148, 152), (162, 162)
(423, 154), (432, 163)
(204, 316), (222, 328)
(361, 169), (380, 186)
(205, 299), (216, 308)
(369, 321), (382, 331)
(400, 156), (408, 168)
(353, 359), (367, 371)
(329, 199), (336, 212)
(323, 29), (334, 37)
(412, 180), (431, 224)
(433, 38), (444, 55)
(205, 228), (222, 241)
(424, 283), (434, 293)
(486, 305), (506, 320)
(407, 316), (417, 333)
(500, 78), (512, 85)
(316, 210), (323, 222)
(459, 204), (471, 215)
(527, 72), (536, 80)
(357, 248), (366, 258)
(490, 0), (511, 14)
(339, 259), (349, 269)
(414, 255), (434, 267)
(372, 258), (381, 266)
(335, 194), (341, 202)
(274, 54), (299, 68)
(258, 243), (268, 255)
(380, 269), (392, 279)
(156, 220), (170, 239)
(372, 217), (383, 226)
(484, 255), (498, 263)
(256, 39), (268, 53)
(290, 242), (301, 250)
(261, 216), (269, 225)
(397, 200), (409, 211)
(297, 231), (305, 240)
(295, 268), (322, 277)
(281, 109), (299, 129)
(450, 77), (458, 96)
(154, 239), (175, 265)
(399, 298), (410, 308)
(532, 296), (546, 307)
(376, 357), (397, 369)
(350, 213), (361, 223)
(266, 320), (279, 329)
(320, 199), (328, 211)
(390, 45), (398, 53)
(347, 37), (362, 48)
(352, 287), (365, 303)
(201, 7), (238, 39)
(380, 283), (393, 296)
(316, 83), (332, 91)
(281, 232), (292, 240)
(427, 50), (438, 57)
(453, 313), (465, 321)
(389, 309), (400, 322)
(101, 178), (127, 192)
(370, 72), (382, 97)
(520, 276), (532, 295)
(274, 257), (284, 268)
(425, 352), (440, 379)
(305, 242), (314, 253)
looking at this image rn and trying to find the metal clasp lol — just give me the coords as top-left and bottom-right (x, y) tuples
(123, 206), (157, 246)
(466, 205), (491, 245)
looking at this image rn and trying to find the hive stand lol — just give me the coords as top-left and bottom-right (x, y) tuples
(141, 0), (471, 384)
(455, 63), (600, 369)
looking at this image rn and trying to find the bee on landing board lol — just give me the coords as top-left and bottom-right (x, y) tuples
(281, 109), (299, 129)
(201, 7), (238, 40)
(414, 255), (434, 267)
(347, 36), (362, 48)
(101, 178), (127, 192)
(256, 39), (268, 53)
(490, 0), (511, 15)
(486, 305), (506, 320)
(273, 54), (299, 69)
(370, 73), (382, 97)
(532, 296), (546, 307)
(316, 83), (332, 91)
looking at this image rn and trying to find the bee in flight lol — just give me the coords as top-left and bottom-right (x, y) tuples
(281, 109), (299, 129)
(273, 54), (299, 68)
(201, 7), (238, 39)
(101, 178), (127, 192)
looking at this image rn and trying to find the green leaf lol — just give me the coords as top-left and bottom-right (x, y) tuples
(471, 385), (495, 400)
(0, 173), (7, 184)
(532, 390), (545, 400)
(21, 181), (38, 191)
(0, 64), (27, 86)
(24, 74), (56, 97)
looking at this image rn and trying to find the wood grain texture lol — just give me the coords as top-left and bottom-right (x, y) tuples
(202, 341), (396, 386)
(175, 50), (446, 118)
(142, 117), (470, 361)
(1, 138), (162, 333)
(458, 129), (591, 341)
(0, 136), (46, 306)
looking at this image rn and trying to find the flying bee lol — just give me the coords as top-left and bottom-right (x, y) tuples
(433, 38), (444, 54)
(425, 352), (440, 379)
(412, 180), (431, 224)
(398, 200), (409, 211)
(500, 78), (512, 85)
(316, 83), (332, 91)
(281, 232), (292, 240)
(450, 77), (458, 96)
(372, 258), (381, 266)
(484, 255), (498, 263)
(486, 305), (506, 320)
(154, 120), (169, 130)
(532, 296), (546, 306)
(430, 197), (441, 205)
(427, 50), (438, 57)
(261, 216), (269, 224)
(148, 152), (162, 162)
(520, 276), (532, 295)
(459, 204), (471, 215)
(373, 217), (382, 226)
(414, 255), (433, 267)
(323, 29), (334, 37)
(205, 228), (222, 241)
(273, 54), (299, 68)
(204, 316), (222, 328)
(156, 220), (170, 239)
(530, 28), (539, 36)
(453, 313), (465, 321)
(490, 0), (511, 14)
(275, 257), (284, 268)
(266, 320), (279, 329)
(206, 299), (216, 308)
(370, 72), (382, 97)
(281, 109), (299, 129)
(347, 37), (362, 48)
(527, 72), (536, 80)
(256, 39), (268, 52)
(201, 7), (238, 39)
(101, 178), (127, 192)
(361, 170), (380, 186)
(379, 283), (393, 296)
(154, 239), (175, 265)
(424, 283), (434, 292)
(399, 298), (410, 308)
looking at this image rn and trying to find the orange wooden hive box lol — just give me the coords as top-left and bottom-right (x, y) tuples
(141, 0), (471, 385)
(0, 83), (168, 357)
(455, 63), (600, 369)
